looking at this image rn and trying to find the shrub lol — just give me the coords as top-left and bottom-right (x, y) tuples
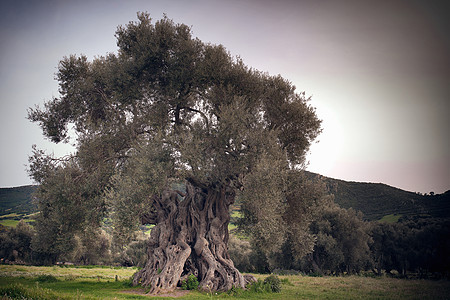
(227, 286), (244, 296)
(248, 279), (269, 293)
(263, 274), (282, 293)
(0, 220), (34, 263)
(181, 274), (199, 290)
(228, 236), (253, 272)
(247, 276), (282, 293)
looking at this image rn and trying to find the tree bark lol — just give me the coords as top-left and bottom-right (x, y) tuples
(133, 182), (248, 294)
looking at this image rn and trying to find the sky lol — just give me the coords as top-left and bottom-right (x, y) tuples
(1, 0), (449, 193)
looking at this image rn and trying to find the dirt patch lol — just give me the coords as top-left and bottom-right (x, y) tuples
(121, 288), (190, 298)
(157, 289), (190, 298)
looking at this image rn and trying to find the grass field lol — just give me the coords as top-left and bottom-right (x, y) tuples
(0, 218), (35, 228)
(0, 212), (37, 228)
(1, 265), (449, 299)
(0, 213), (21, 219)
(378, 214), (402, 223)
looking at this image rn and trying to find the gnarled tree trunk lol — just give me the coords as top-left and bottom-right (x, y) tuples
(133, 181), (248, 294)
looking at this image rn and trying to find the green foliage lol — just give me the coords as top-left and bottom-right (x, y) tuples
(0, 220), (35, 263)
(241, 170), (331, 271)
(240, 150), (288, 257)
(27, 13), (322, 275)
(105, 137), (175, 248)
(0, 283), (68, 300)
(306, 171), (450, 221)
(307, 202), (372, 274)
(228, 235), (254, 272)
(181, 274), (199, 290)
(263, 274), (282, 292)
(124, 239), (148, 268)
(27, 152), (110, 264)
(248, 279), (269, 293)
(247, 275), (281, 293)
(369, 217), (450, 276)
(68, 228), (112, 265)
(0, 185), (37, 216)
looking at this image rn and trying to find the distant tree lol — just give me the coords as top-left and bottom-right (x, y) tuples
(123, 239), (149, 268)
(28, 154), (104, 264)
(0, 220), (34, 263)
(418, 219), (450, 274)
(304, 203), (372, 274)
(69, 228), (111, 265)
(227, 236), (254, 273)
(370, 222), (404, 275)
(28, 13), (321, 293)
(370, 217), (450, 276)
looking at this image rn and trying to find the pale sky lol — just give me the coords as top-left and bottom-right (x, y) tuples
(1, 0), (449, 193)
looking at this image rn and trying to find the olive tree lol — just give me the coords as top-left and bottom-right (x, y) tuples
(28, 13), (321, 293)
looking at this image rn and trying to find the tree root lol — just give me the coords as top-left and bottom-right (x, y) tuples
(133, 182), (246, 294)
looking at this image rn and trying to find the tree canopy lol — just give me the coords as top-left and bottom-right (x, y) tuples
(28, 13), (322, 293)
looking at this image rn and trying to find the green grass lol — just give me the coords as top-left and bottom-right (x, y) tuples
(230, 210), (242, 219)
(0, 219), (21, 227)
(0, 211), (37, 228)
(0, 213), (20, 219)
(1, 265), (450, 299)
(23, 212), (39, 218)
(0, 218), (34, 228)
(228, 223), (237, 231)
(379, 214), (402, 223)
(0, 265), (136, 281)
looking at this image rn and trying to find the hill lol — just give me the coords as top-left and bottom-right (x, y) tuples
(305, 172), (450, 221)
(0, 185), (37, 216)
(1, 177), (449, 222)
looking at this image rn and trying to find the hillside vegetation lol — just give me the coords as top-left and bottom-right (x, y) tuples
(305, 172), (450, 221)
(1, 177), (449, 223)
(0, 186), (37, 217)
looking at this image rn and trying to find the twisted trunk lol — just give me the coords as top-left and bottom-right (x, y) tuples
(133, 182), (247, 294)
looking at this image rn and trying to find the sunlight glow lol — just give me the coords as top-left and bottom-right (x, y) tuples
(306, 103), (344, 175)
